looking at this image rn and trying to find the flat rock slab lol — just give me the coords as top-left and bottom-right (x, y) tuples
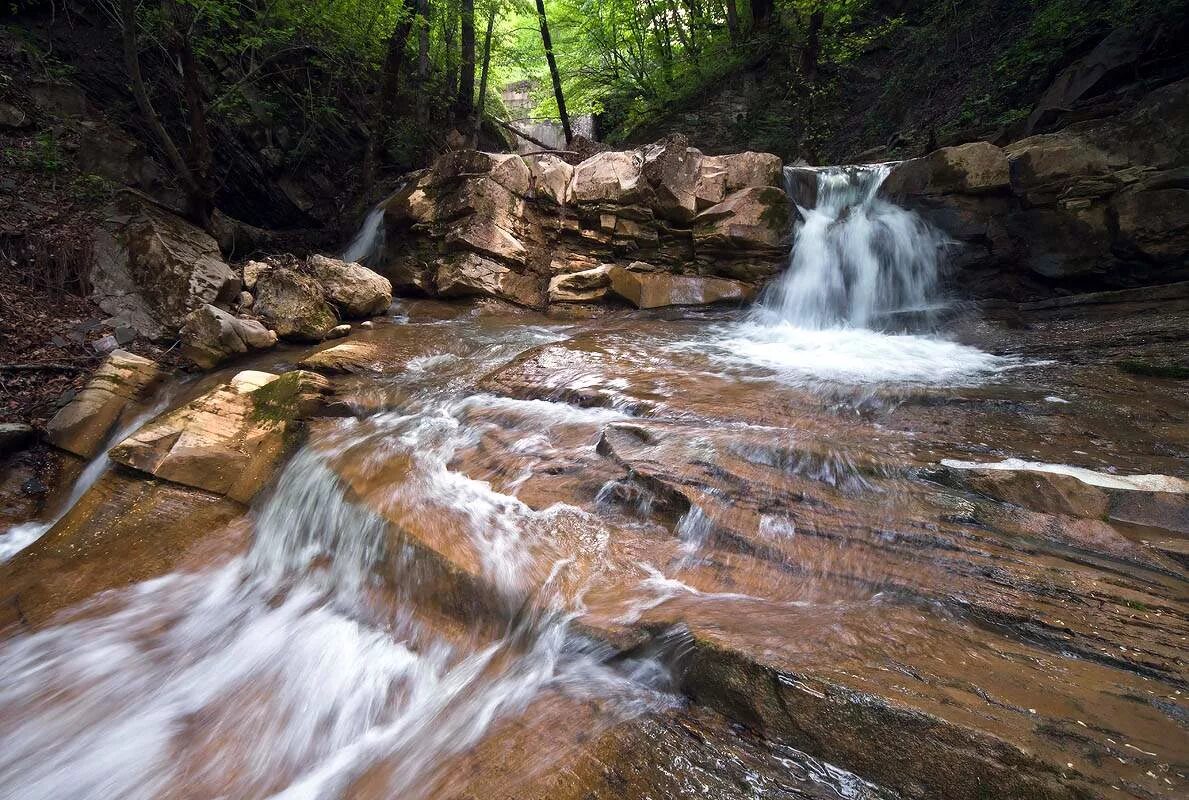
(45, 349), (165, 459)
(109, 370), (330, 503)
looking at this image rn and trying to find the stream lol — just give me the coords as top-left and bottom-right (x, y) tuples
(0, 166), (1185, 800)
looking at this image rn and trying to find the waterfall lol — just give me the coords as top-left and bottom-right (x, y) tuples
(756, 164), (948, 331)
(341, 204), (386, 266)
(709, 163), (1011, 385)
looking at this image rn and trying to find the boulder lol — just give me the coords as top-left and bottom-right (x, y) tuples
(252, 267), (339, 341)
(1005, 133), (1122, 202)
(90, 192), (241, 339)
(548, 265), (613, 303)
(242, 260), (270, 290)
(0, 102), (30, 129)
(434, 253), (544, 308)
(45, 350), (165, 458)
(178, 304), (277, 369)
(425, 149), (531, 196)
(1111, 169), (1189, 261)
(108, 370), (330, 503)
(692, 187), (792, 251)
(523, 153), (573, 204)
(444, 218), (529, 265)
(304, 255), (393, 317)
(297, 342), (378, 374)
(570, 151), (647, 205)
(702, 151), (784, 192)
(641, 136), (710, 222)
(880, 142), (1010, 196)
(607, 266), (755, 309)
(324, 324), (351, 340)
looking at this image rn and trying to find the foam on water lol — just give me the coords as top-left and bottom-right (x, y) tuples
(702, 163), (1013, 386)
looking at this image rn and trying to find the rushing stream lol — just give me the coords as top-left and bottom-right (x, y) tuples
(1, 165), (1183, 799)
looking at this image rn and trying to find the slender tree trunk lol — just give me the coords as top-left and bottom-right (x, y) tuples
(444, 3), (458, 98)
(535, 0), (571, 143)
(801, 8), (824, 81)
(415, 0), (431, 123)
(725, 0), (740, 41)
(473, 2), (497, 147)
(665, 0), (694, 56)
(456, 0), (476, 124)
(119, 0), (210, 229)
(362, 0), (418, 199)
(164, 0), (214, 228)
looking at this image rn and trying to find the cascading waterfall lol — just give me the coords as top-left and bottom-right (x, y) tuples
(759, 164), (948, 331)
(714, 163), (1011, 385)
(341, 203), (386, 266)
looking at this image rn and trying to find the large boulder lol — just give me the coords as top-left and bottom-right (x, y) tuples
(570, 151), (648, 205)
(1111, 168), (1189, 261)
(702, 151), (784, 192)
(45, 350), (165, 458)
(608, 266), (755, 309)
(178, 304), (277, 369)
(692, 187), (792, 252)
(880, 142), (1010, 196)
(90, 192), (241, 339)
(108, 370), (330, 503)
(252, 267), (339, 341)
(548, 265), (613, 303)
(304, 255), (393, 317)
(434, 253), (544, 308)
(523, 153), (574, 205)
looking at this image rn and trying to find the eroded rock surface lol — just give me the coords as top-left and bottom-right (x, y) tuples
(108, 370), (330, 503)
(178, 304), (277, 369)
(45, 349), (165, 458)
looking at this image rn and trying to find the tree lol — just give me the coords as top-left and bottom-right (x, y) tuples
(119, 0), (215, 229)
(473, 0), (498, 145)
(362, 0), (419, 198)
(456, 0), (476, 124)
(751, 0), (776, 29)
(535, 0), (571, 143)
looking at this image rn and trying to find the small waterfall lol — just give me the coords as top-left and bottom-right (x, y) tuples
(341, 204), (386, 266)
(757, 164), (948, 331)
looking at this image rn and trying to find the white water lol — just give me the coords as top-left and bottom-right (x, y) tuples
(341, 204), (386, 266)
(0, 393), (175, 562)
(941, 457), (1189, 493)
(0, 323), (667, 800)
(715, 164), (1012, 386)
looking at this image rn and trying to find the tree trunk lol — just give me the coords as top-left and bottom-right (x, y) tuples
(362, 0), (418, 200)
(473, 3), (497, 147)
(535, 0), (571, 143)
(456, 0), (476, 124)
(119, 0), (210, 229)
(164, 0), (214, 229)
(415, 0), (431, 123)
(801, 8), (824, 81)
(725, 0), (740, 41)
(751, 0), (775, 30)
(444, 2), (458, 99)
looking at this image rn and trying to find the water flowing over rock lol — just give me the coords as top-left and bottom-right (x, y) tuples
(374, 138), (792, 308)
(108, 370), (331, 503)
(44, 349), (165, 458)
(89, 192), (242, 339)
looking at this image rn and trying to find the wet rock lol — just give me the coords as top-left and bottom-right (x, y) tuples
(435, 253), (544, 308)
(692, 187), (792, 252)
(253, 267), (339, 341)
(607, 267), (755, 309)
(109, 370), (331, 503)
(324, 323), (351, 340)
(304, 254), (393, 317)
(90, 191), (241, 339)
(297, 342), (377, 374)
(880, 141), (1010, 196)
(178, 304), (278, 369)
(0, 423), (35, 457)
(548, 265), (613, 303)
(45, 349), (165, 459)
(955, 467), (1110, 518)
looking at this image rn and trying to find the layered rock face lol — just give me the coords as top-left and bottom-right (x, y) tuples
(879, 79), (1189, 297)
(379, 136), (792, 309)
